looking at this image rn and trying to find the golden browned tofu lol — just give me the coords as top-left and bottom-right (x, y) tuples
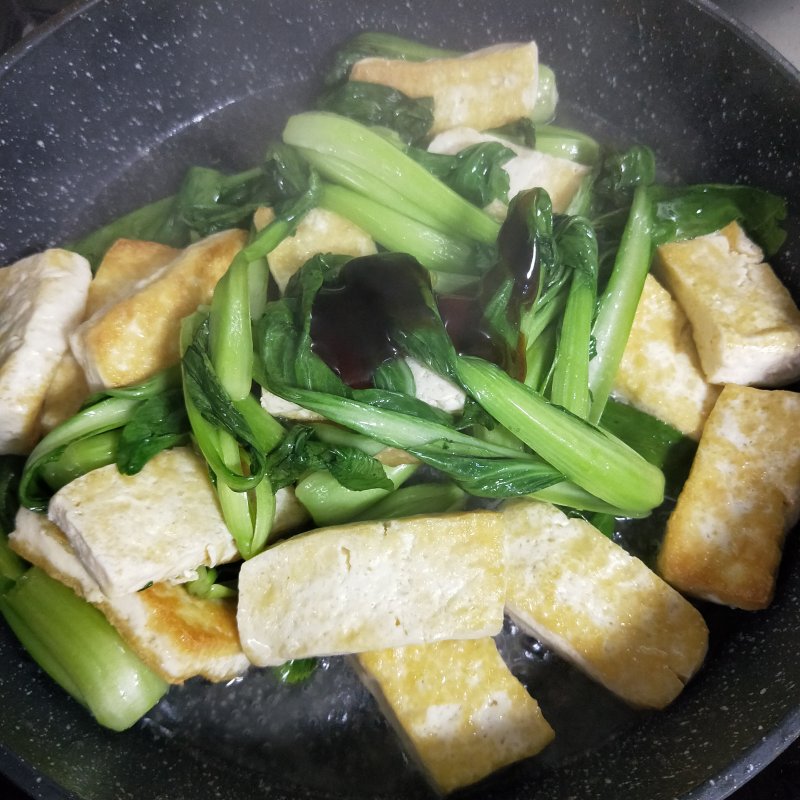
(612, 274), (721, 439)
(99, 583), (249, 683)
(356, 638), (553, 794)
(71, 229), (246, 389)
(350, 42), (539, 134)
(85, 238), (180, 317)
(259, 207), (376, 293)
(658, 384), (800, 610)
(503, 499), (708, 709)
(237, 511), (505, 666)
(654, 222), (800, 386)
(38, 353), (90, 435)
(40, 238), (180, 431)
(10, 508), (249, 683)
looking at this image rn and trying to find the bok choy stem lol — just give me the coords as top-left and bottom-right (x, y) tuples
(588, 185), (653, 423)
(455, 355), (664, 514)
(0, 568), (168, 731)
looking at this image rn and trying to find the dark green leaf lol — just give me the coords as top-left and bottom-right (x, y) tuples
(407, 446), (562, 498)
(182, 321), (267, 485)
(598, 399), (696, 498)
(116, 389), (190, 474)
(317, 81), (434, 146)
(410, 142), (514, 207)
(487, 118), (536, 148)
(0, 456), (25, 536)
(651, 183), (787, 257)
(373, 358), (416, 395)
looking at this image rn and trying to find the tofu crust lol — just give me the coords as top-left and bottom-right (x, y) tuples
(10, 507), (249, 683)
(48, 447), (239, 597)
(350, 42), (539, 134)
(40, 238), (180, 432)
(71, 229), (246, 390)
(654, 222), (800, 387)
(356, 638), (554, 794)
(0, 249), (91, 453)
(612, 273), (721, 439)
(503, 499), (708, 709)
(237, 511), (505, 665)
(264, 207), (376, 293)
(658, 384), (800, 610)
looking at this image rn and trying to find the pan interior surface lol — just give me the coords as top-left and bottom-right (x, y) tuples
(0, 1), (799, 799)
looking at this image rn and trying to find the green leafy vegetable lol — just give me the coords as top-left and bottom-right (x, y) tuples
(409, 142), (515, 207)
(274, 658), (317, 685)
(116, 389), (189, 474)
(0, 568), (168, 731)
(317, 81), (434, 146)
(651, 183), (787, 257)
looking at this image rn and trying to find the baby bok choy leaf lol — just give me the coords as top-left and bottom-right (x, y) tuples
(19, 367), (187, 511)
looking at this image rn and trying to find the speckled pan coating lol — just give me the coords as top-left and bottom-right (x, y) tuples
(1, 1), (799, 799)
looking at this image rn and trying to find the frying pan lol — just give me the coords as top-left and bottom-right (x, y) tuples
(1, 1), (799, 798)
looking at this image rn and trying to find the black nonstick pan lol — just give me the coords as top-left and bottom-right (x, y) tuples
(1, 1), (799, 798)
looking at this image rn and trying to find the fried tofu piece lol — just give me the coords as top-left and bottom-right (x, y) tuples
(100, 583), (249, 683)
(37, 353), (91, 435)
(71, 229), (246, 390)
(427, 127), (589, 215)
(48, 447), (239, 597)
(654, 222), (800, 386)
(10, 508), (249, 683)
(237, 511), (505, 666)
(658, 384), (800, 610)
(350, 42), (539, 134)
(255, 206), (377, 293)
(85, 238), (180, 317)
(0, 249), (91, 453)
(356, 638), (553, 794)
(612, 274), (721, 439)
(40, 239), (180, 432)
(502, 499), (708, 709)
(11, 507), (106, 603)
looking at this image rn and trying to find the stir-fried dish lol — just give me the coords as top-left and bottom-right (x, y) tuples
(1, 32), (799, 794)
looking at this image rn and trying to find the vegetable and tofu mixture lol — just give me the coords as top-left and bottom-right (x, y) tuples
(1, 32), (800, 795)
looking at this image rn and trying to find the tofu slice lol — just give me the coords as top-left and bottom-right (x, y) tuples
(256, 206), (377, 293)
(71, 229), (246, 390)
(85, 238), (181, 318)
(48, 446), (239, 597)
(237, 511), (505, 666)
(350, 42), (539, 134)
(0, 249), (91, 453)
(502, 499), (708, 709)
(10, 507), (106, 603)
(654, 222), (800, 386)
(100, 583), (249, 684)
(658, 384), (800, 610)
(355, 638), (554, 794)
(428, 127), (589, 215)
(612, 274), (721, 439)
(37, 353), (91, 435)
(9, 508), (249, 683)
(40, 238), (180, 432)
